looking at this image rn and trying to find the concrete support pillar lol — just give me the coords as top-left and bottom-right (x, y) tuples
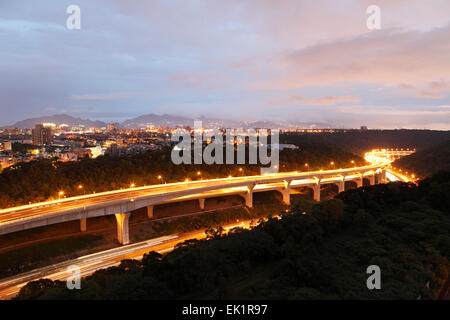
(147, 205), (154, 218)
(380, 170), (387, 183)
(115, 212), (131, 245)
(369, 174), (375, 185)
(337, 180), (345, 193)
(282, 180), (291, 205)
(313, 183), (321, 202)
(245, 185), (254, 208)
(198, 198), (205, 210)
(356, 177), (363, 188)
(375, 172), (381, 184)
(80, 218), (87, 232)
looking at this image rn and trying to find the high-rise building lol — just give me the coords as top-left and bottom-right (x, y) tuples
(107, 123), (119, 132)
(32, 124), (52, 146)
(1, 141), (12, 151)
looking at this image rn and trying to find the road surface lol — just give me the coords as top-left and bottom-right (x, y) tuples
(0, 220), (254, 299)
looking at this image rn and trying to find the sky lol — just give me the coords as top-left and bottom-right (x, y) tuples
(0, 0), (449, 129)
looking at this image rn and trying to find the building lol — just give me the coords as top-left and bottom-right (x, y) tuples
(0, 156), (14, 169)
(270, 143), (299, 151)
(107, 123), (120, 132)
(32, 124), (52, 146)
(1, 141), (12, 151)
(59, 152), (78, 162)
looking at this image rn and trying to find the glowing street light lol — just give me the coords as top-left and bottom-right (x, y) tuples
(130, 183), (136, 188)
(58, 191), (64, 200)
(78, 184), (86, 196)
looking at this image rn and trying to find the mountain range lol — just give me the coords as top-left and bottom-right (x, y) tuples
(4, 114), (331, 130)
(9, 114), (107, 129)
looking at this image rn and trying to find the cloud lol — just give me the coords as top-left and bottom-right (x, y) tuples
(398, 83), (415, 90)
(269, 95), (360, 106)
(70, 93), (135, 101)
(429, 80), (450, 90)
(416, 91), (444, 99)
(335, 105), (450, 116)
(253, 25), (450, 90)
(165, 72), (231, 91)
(0, 0), (449, 129)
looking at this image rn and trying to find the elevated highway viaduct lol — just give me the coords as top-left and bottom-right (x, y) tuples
(0, 149), (413, 245)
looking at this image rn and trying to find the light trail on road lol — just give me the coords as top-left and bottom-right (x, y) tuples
(0, 159), (393, 231)
(0, 219), (254, 299)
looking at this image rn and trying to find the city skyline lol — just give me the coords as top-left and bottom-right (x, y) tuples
(1, 1), (450, 129)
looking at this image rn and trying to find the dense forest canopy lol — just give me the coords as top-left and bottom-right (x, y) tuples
(393, 140), (450, 178)
(280, 130), (450, 154)
(16, 171), (450, 300)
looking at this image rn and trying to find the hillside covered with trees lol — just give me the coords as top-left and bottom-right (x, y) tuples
(393, 140), (450, 178)
(0, 145), (364, 208)
(16, 171), (450, 300)
(280, 130), (450, 154)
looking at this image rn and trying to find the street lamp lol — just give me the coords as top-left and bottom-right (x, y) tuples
(58, 191), (64, 200)
(130, 183), (135, 188)
(78, 184), (85, 196)
(197, 171), (202, 180)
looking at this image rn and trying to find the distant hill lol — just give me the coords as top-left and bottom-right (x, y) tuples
(393, 140), (450, 178)
(5, 113), (332, 130)
(121, 113), (330, 129)
(281, 130), (450, 154)
(11, 114), (106, 129)
(121, 113), (196, 129)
